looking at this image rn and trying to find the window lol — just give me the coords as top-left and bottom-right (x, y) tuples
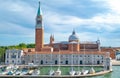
(22, 60), (25, 64)
(7, 53), (9, 58)
(18, 52), (21, 58)
(41, 60), (43, 64)
(55, 60), (57, 64)
(80, 60), (82, 64)
(12, 60), (14, 63)
(7, 60), (9, 63)
(11, 53), (16, 58)
(66, 60), (68, 64)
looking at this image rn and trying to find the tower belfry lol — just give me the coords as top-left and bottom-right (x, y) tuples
(35, 1), (44, 51)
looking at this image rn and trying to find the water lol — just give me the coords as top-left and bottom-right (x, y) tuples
(87, 66), (120, 78)
(0, 66), (119, 78)
(40, 66), (120, 78)
(40, 66), (103, 75)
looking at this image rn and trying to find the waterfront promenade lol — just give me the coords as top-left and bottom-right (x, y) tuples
(112, 59), (120, 66)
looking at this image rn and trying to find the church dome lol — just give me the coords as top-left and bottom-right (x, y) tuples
(69, 30), (79, 42)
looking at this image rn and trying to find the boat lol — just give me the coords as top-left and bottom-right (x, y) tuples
(14, 70), (21, 75)
(2, 71), (8, 75)
(89, 67), (95, 74)
(54, 68), (61, 75)
(69, 67), (75, 76)
(6, 64), (14, 70)
(20, 68), (28, 75)
(49, 69), (54, 75)
(32, 69), (40, 75)
(75, 70), (81, 75)
(28, 69), (34, 75)
(81, 69), (89, 75)
(7, 71), (14, 75)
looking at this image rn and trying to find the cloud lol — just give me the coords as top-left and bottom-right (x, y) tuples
(0, 0), (120, 47)
(0, 22), (34, 37)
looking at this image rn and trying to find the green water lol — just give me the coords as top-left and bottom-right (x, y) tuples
(40, 66), (103, 75)
(40, 66), (120, 78)
(87, 66), (120, 78)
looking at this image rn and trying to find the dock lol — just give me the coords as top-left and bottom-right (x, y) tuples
(112, 59), (120, 66)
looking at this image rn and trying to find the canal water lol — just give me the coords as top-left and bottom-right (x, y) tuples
(87, 66), (120, 78)
(40, 66), (120, 78)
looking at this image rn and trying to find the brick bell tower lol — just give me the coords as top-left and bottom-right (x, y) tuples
(35, 1), (44, 51)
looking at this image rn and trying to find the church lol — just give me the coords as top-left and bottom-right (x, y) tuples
(21, 2), (108, 65)
(5, 2), (113, 66)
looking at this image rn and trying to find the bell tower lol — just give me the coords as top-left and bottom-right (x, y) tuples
(35, 1), (44, 51)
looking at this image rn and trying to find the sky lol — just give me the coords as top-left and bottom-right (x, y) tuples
(0, 0), (120, 47)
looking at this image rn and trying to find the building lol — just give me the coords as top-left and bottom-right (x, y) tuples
(5, 2), (113, 66)
(21, 2), (111, 66)
(5, 49), (23, 65)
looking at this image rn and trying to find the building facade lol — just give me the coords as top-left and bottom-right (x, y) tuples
(5, 49), (23, 65)
(20, 2), (107, 66)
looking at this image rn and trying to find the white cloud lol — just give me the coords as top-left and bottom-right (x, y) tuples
(0, 22), (34, 37)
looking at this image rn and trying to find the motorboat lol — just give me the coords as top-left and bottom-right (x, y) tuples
(69, 67), (75, 76)
(81, 69), (89, 75)
(75, 71), (81, 75)
(28, 69), (34, 75)
(89, 67), (95, 74)
(49, 69), (54, 75)
(32, 69), (40, 75)
(54, 68), (61, 75)
(20, 68), (28, 75)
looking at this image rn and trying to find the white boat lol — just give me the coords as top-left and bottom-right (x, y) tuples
(20, 68), (28, 75)
(81, 69), (89, 75)
(28, 70), (34, 75)
(54, 68), (61, 75)
(49, 69), (54, 75)
(75, 71), (81, 75)
(14, 70), (21, 75)
(2, 71), (8, 75)
(32, 69), (40, 75)
(89, 67), (95, 74)
(69, 67), (75, 76)
(20, 71), (28, 75)
(69, 69), (75, 76)
(6, 64), (14, 70)
(7, 70), (14, 75)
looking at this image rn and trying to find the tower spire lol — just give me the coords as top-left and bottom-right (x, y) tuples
(72, 29), (76, 35)
(37, 1), (42, 16)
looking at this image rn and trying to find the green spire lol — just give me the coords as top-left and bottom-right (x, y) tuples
(37, 1), (42, 16)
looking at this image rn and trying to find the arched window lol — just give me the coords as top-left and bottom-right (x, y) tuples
(66, 60), (68, 64)
(22, 60), (25, 64)
(55, 60), (57, 64)
(80, 60), (82, 64)
(41, 60), (43, 64)
(97, 60), (100, 64)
